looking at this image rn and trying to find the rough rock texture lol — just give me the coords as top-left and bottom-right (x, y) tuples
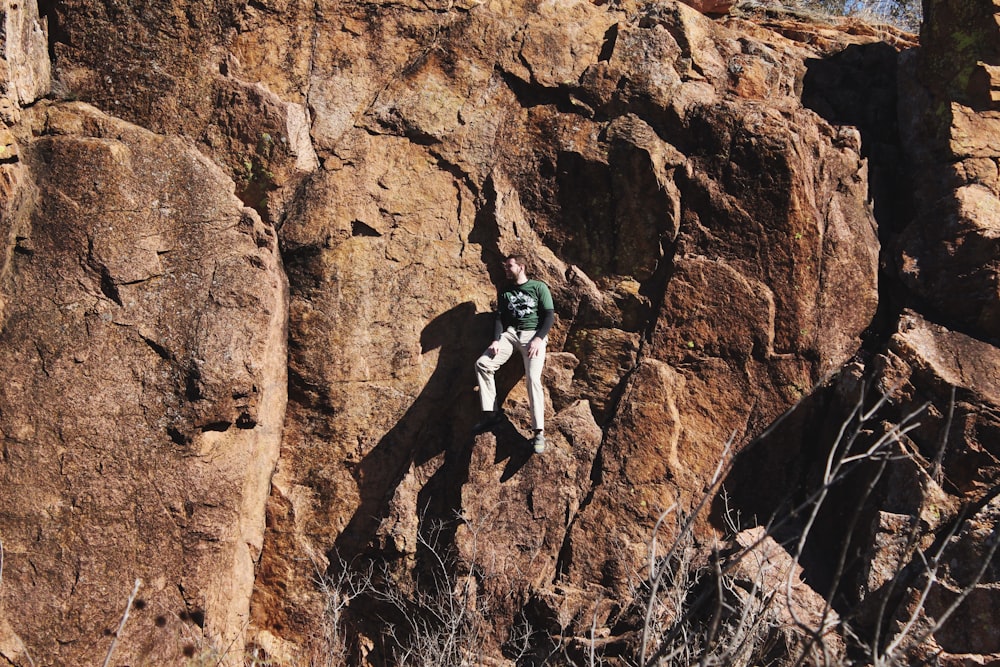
(836, 312), (1000, 662)
(252, 3), (880, 661)
(897, 0), (1000, 337)
(873, 11), (1000, 662)
(1, 0), (1000, 665)
(0, 0), (49, 109)
(731, 527), (846, 663)
(679, 0), (734, 15)
(0, 101), (287, 665)
(721, 1), (1000, 664)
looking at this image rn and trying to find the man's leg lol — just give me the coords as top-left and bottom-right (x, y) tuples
(474, 330), (515, 431)
(517, 332), (547, 448)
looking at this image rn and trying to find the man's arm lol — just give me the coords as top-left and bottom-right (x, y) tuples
(532, 281), (555, 340)
(485, 300), (505, 357)
(528, 308), (553, 358)
(528, 282), (554, 358)
(533, 308), (554, 340)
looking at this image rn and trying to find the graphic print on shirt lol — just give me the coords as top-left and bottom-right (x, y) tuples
(507, 290), (537, 319)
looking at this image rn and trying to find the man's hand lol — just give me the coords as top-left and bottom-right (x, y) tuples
(527, 337), (545, 358)
(487, 340), (503, 357)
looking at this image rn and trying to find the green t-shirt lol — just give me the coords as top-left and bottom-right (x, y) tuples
(499, 279), (554, 331)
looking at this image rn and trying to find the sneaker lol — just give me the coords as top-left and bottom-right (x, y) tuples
(532, 431), (546, 454)
(472, 411), (503, 434)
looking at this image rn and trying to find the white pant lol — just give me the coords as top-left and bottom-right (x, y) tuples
(475, 328), (546, 431)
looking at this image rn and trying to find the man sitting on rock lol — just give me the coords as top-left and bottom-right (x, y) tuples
(473, 253), (554, 454)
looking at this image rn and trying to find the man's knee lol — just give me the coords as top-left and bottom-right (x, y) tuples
(475, 355), (494, 374)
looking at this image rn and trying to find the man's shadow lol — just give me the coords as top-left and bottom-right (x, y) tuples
(332, 301), (531, 564)
(486, 365), (536, 482)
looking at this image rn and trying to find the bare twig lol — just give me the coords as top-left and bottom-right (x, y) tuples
(649, 504), (678, 582)
(641, 435), (736, 665)
(102, 578), (142, 667)
(589, 598), (600, 667)
(931, 386), (955, 485)
(699, 551), (725, 667)
(902, 521), (1000, 653)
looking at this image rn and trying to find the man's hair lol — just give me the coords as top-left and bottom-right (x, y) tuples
(505, 253), (529, 271)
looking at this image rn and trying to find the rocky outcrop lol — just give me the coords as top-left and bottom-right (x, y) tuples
(1, 0), (999, 665)
(897, 0), (1000, 337)
(869, 314), (1000, 660)
(741, 309), (1000, 666)
(0, 0), (49, 109)
(720, 1), (1000, 664)
(241, 3), (880, 662)
(679, 0), (734, 15)
(839, 0), (1000, 650)
(0, 100), (287, 664)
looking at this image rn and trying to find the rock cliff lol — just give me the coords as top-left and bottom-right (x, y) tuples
(0, 0), (998, 665)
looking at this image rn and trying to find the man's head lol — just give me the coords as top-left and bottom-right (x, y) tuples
(503, 254), (529, 283)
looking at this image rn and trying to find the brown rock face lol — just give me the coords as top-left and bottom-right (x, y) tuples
(3, 0), (1000, 664)
(880, 315), (1000, 650)
(253, 2), (879, 660)
(0, 0), (50, 108)
(897, 0), (1000, 337)
(0, 102), (287, 665)
(679, 0), (734, 15)
(5, 0), (882, 662)
(802, 312), (1000, 665)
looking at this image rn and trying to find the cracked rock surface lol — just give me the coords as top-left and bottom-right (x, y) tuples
(1, 0), (1000, 665)
(0, 101), (287, 664)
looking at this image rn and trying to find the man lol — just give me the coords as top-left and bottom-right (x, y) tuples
(473, 254), (554, 453)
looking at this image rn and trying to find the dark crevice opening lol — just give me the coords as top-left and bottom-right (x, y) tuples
(200, 421), (232, 433)
(499, 69), (606, 121)
(351, 220), (381, 237)
(184, 370), (203, 402)
(236, 412), (257, 429)
(36, 0), (69, 63)
(140, 334), (171, 360)
(167, 426), (189, 446)
(598, 23), (619, 62)
(98, 268), (122, 306)
(802, 42), (914, 357)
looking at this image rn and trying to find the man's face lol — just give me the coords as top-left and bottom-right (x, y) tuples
(503, 258), (522, 279)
